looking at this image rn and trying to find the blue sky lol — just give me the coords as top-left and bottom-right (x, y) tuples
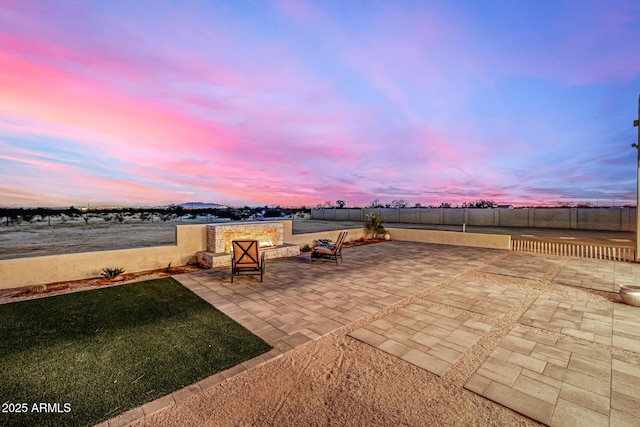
(0, 0), (639, 207)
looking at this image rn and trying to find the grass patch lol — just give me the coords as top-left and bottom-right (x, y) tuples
(0, 278), (271, 427)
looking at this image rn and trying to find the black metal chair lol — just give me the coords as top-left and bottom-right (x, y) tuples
(311, 231), (348, 265)
(231, 240), (265, 283)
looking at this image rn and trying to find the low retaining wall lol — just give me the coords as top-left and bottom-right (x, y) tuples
(285, 229), (366, 247)
(0, 224), (207, 290)
(0, 220), (510, 290)
(387, 228), (511, 250)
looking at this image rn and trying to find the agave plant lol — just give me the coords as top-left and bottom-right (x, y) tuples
(101, 267), (125, 280)
(364, 213), (386, 239)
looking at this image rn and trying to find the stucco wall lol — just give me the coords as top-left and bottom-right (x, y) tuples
(442, 209), (465, 225)
(0, 224), (207, 290)
(387, 228), (510, 249)
(498, 208), (530, 227)
(284, 228), (366, 247)
(468, 209), (495, 226)
(576, 208), (626, 231)
(418, 208), (443, 224)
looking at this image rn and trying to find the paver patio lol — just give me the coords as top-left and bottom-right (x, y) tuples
(465, 326), (640, 426)
(520, 293), (640, 352)
(424, 278), (528, 317)
(103, 244), (640, 427)
(480, 252), (564, 280)
(551, 258), (640, 293)
(175, 242), (502, 355)
(350, 300), (494, 376)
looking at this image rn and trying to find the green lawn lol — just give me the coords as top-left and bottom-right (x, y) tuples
(0, 278), (271, 427)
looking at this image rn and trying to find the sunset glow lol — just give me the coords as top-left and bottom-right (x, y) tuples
(1, 0), (639, 207)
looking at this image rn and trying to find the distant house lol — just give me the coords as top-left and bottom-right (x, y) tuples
(497, 204), (514, 209)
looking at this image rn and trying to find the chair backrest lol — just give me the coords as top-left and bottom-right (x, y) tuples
(333, 231), (348, 252)
(232, 240), (260, 267)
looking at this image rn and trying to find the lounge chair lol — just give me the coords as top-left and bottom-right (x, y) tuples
(231, 240), (265, 283)
(311, 231), (348, 264)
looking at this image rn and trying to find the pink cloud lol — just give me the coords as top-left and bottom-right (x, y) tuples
(0, 1), (635, 208)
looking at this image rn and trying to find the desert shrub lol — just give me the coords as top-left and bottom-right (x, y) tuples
(301, 244), (311, 252)
(101, 267), (125, 280)
(30, 284), (47, 294)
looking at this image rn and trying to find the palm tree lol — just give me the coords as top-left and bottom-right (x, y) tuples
(364, 213), (386, 239)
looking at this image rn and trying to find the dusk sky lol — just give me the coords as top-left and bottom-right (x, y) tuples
(1, 0), (639, 208)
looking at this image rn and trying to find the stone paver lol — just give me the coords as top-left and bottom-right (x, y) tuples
(177, 242), (501, 355)
(465, 326), (617, 427)
(466, 320), (640, 426)
(480, 252), (563, 280)
(424, 279), (527, 317)
(552, 258), (640, 293)
(520, 293), (640, 351)
(350, 300), (493, 376)
(520, 293), (614, 345)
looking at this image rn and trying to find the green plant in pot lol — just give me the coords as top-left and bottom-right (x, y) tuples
(364, 213), (386, 239)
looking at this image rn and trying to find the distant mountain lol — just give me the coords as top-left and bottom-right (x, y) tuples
(179, 202), (228, 209)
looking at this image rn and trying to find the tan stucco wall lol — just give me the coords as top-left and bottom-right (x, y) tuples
(285, 228), (367, 247)
(387, 227), (510, 249)
(0, 224), (207, 290)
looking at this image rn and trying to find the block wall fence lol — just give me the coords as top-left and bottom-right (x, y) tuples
(311, 207), (637, 232)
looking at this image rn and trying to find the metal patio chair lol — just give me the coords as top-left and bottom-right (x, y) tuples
(311, 231), (348, 265)
(231, 240), (265, 283)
